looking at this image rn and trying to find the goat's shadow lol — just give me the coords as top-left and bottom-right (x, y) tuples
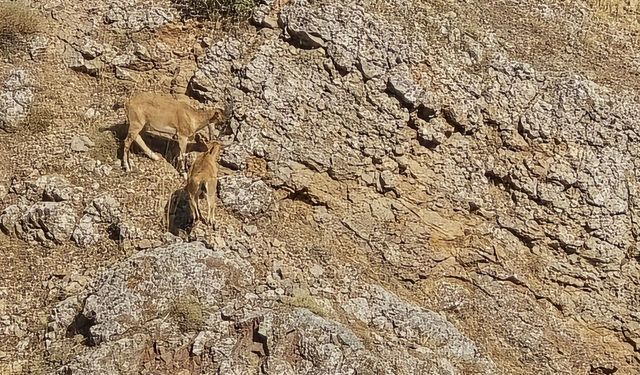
(165, 188), (195, 235)
(105, 121), (208, 170)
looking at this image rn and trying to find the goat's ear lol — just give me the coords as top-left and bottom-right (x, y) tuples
(210, 109), (221, 121)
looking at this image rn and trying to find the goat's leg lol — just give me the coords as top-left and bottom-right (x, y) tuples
(188, 192), (200, 223)
(177, 136), (188, 178)
(123, 135), (133, 172)
(133, 135), (161, 161)
(206, 181), (217, 226)
(208, 122), (216, 141)
(123, 118), (145, 172)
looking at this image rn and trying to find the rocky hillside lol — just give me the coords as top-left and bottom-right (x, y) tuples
(1, 0), (640, 373)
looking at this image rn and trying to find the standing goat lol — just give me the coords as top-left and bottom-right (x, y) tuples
(185, 140), (223, 225)
(122, 92), (227, 174)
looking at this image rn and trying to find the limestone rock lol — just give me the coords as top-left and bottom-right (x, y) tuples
(0, 201), (78, 246)
(0, 69), (33, 132)
(218, 175), (274, 218)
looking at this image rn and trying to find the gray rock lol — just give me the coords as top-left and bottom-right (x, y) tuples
(416, 117), (450, 148)
(69, 195), (123, 247)
(243, 224), (258, 236)
(0, 69), (33, 132)
(379, 170), (397, 192)
(63, 45), (104, 76)
(309, 264), (324, 278)
(13, 202), (77, 245)
(219, 142), (249, 170)
(81, 242), (252, 343)
(104, 0), (175, 32)
(84, 195), (121, 224)
(48, 242), (255, 372)
(218, 175), (274, 218)
(29, 35), (49, 60)
(112, 220), (141, 241)
(367, 285), (492, 366)
(387, 70), (427, 108)
(0, 204), (27, 236)
(0, 184), (8, 201)
(114, 66), (135, 81)
(26, 175), (83, 202)
(48, 245), (483, 374)
(71, 214), (101, 247)
(70, 135), (89, 152)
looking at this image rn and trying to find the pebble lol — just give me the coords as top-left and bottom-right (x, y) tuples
(70, 135), (95, 152)
(70, 136), (88, 152)
(310, 264), (324, 278)
(80, 135), (95, 147)
(243, 224), (258, 236)
(84, 108), (97, 119)
(136, 239), (153, 249)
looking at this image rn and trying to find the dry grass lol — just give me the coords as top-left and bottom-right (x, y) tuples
(287, 294), (328, 317)
(89, 126), (120, 163)
(173, 0), (258, 21)
(0, 1), (43, 54)
(593, 0), (640, 15)
(22, 102), (54, 134)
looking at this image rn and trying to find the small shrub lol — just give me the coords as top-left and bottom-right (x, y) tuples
(0, 1), (42, 54)
(592, 0), (640, 16)
(170, 295), (206, 332)
(287, 295), (327, 317)
(174, 0), (258, 21)
(23, 103), (53, 134)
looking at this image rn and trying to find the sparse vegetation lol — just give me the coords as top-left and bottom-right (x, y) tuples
(173, 0), (258, 21)
(593, 0), (640, 16)
(287, 294), (328, 318)
(0, 1), (42, 54)
(170, 295), (206, 332)
(22, 102), (53, 134)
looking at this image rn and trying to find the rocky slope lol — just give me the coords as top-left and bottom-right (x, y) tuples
(1, 0), (640, 374)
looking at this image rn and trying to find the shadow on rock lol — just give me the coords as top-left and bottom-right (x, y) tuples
(105, 122), (210, 171)
(165, 188), (194, 235)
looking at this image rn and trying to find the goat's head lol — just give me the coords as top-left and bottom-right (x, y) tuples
(204, 107), (226, 125)
(206, 139), (224, 159)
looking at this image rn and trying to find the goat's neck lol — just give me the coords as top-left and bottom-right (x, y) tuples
(190, 109), (214, 133)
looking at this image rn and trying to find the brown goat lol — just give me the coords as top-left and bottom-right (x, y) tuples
(122, 92), (226, 174)
(185, 140), (223, 225)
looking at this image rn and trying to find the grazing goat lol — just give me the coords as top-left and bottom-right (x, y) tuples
(122, 92), (226, 174)
(185, 140), (223, 225)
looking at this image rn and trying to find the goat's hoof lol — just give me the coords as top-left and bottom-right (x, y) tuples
(151, 153), (162, 161)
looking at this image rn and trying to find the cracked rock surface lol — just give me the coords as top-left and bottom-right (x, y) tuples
(47, 242), (496, 374)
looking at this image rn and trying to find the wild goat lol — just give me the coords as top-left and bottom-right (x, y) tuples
(122, 92), (227, 174)
(185, 140), (223, 225)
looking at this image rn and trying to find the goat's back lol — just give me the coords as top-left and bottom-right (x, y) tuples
(188, 152), (219, 183)
(126, 92), (196, 125)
